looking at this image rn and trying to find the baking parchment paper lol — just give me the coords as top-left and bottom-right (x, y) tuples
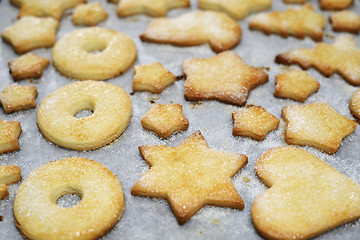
(0, 0), (359, 239)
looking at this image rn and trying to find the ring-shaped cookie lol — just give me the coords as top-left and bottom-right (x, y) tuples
(350, 89), (360, 122)
(52, 27), (137, 80)
(37, 81), (132, 151)
(14, 157), (125, 240)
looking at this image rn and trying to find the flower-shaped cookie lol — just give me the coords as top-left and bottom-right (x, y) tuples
(0, 119), (22, 154)
(8, 53), (50, 81)
(0, 85), (38, 114)
(72, 2), (108, 26)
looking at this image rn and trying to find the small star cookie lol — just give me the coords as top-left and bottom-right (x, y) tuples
(282, 102), (357, 154)
(0, 119), (22, 154)
(11, 0), (86, 20)
(140, 11), (241, 53)
(320, 0), (353, 10)
(232, 105), (280, 141)
(275, 35), (360, 86)
(141, 103), (189, 138)
(0, 165), (21, 199)
(183, 51), (268, 106)
(131, 131), (248, 224)
(253, 146), (360, 240)
(117, 0), (190, 17)
(133, 62), (176, 94)
(274, 70), (320, 102)
(1, 16), (58, 54)
(350, 89), (360, 123)
(8, 53), (50, 81)
(249, 4), (326, 42)
(72, 2), (108, 26)
(198, 0), (271, 20)
(330, 10), (360, 34)
(0, 85), (38, 114)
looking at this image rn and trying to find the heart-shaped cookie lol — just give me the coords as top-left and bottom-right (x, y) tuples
(252, 146), (360, 240)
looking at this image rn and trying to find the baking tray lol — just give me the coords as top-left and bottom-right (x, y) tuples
(0, 0), (359, 239)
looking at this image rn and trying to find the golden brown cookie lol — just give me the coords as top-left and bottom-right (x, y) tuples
(0, 165), (21, 200)
(141, 103), (189, 138)
(0, 84), (37, 114)
(282, 102), (356, 154)
(72, 2), (108, 26)
(253, 146), (360, 240)
(330, 10), (360, 34)
(183, 51), (268, 106)
(133, 62), (176, 94)
(131, 131), (248, 224)
(0, 119), (22, 154)
(232, 105), (280, 141)
(11, 0), (86, 20)
(320, 0), (353, 10)
(117, 0), (190, 17)
(274, 70), (320, 102)
(1, 16), (58, 54)
(350, 89), (360, 123)
(140, 11), (241, 53)
(275, 35), (360, 86)
(8, 53), (50, 81)
(198, 0), (271, 20)
(283, 0), (306, 3)
(249, 4), (326, 41)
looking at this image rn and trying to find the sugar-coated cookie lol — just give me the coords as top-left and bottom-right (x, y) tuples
(141, 103), (189, 138)
(183, 51), (268, 106)
(0, 119), (21, 154)
(198, 0), (271, 20)
(72, 2), (108, 26)
(249, 4), (326, 41)
(140, 11), (241, 53)
(330, 10), (360, 34)
(133, 62), (176, 94)
(0, 84), (37, 114)
(282, 102), (356, 154)
(0, 165), (21, 200)
(350, 89), (360, 123)
(132, 131), (248, 224)
(253, 146), (360, 240)
(8, 53), (50, 81)
(320, 0), (353, 10)
(232, 105), (280, 141)
(1, 16), (58, 54)
(14, 157), (125, 240)
(274, 70), (320, 102)
(117, 0), (190, 17)
(276, 35), (360, 86)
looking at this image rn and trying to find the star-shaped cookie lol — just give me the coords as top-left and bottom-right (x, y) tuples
(282, 102), (357, 154)
(0, 165), (21, 199)
(253, 146), (360, 240)
(198, 0), (271, 20)
(11, 0), (86, 20)
(330, 10), (360, 34)
(232, 105), (280, 141)
(320, 0), (353, 10)
(117, 0), (190, 17)
(8, 53), (50, 81)
(249, 4), (326, 41)
(0, 85), (38, 114)
(0, 119), (22, 154)
(276, 35), (360, 86)
(274, 70), (320, 102)
(350, 89), (360, 123)
(183, 51), (268, 106)
(133, 62), (176, 94)
(141, 103), (189, 138)
(131, 131), (248, 224)
(1, 16), (58, 54)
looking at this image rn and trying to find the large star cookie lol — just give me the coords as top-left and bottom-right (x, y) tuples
(141, 103), (189, 138)
(183, 51), (268, 106)
(0, 84), (38, 114)
(117, 0), (190, 17)
(11, 0), (85, 20)
(0, 165), (21, 199)
(140, 11), (241, 53)
(276, 35), (360, 86)
(330, 10), (360, 34)
(131, 131), (248, 224)
(249, 4), (326, 41)
(8, 53), (50, 81)
(282, 102), (356, 154)
(0, 119), (22, 154)
(253, 146), (360, 240)
(1, 16), (58, 54)
(198, 0), (271, 20)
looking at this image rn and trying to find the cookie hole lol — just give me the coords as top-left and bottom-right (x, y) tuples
(84, 42), (107, 54)
(75, 109), (93, 118)
(57, 193), (82, 208)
